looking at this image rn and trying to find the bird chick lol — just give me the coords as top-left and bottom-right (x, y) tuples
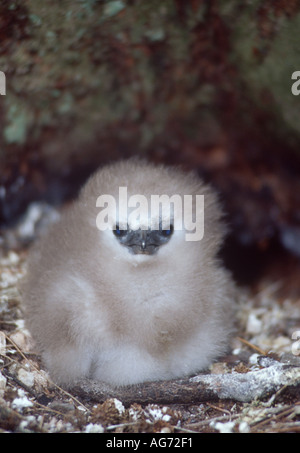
(21, 159), (235, 387)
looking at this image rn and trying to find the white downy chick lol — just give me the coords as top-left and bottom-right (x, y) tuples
(21, 159), (235, 387)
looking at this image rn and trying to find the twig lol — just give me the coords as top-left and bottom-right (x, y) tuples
(268, 423), (300, 433)
(174, 425), (200, 433)
(106, 421), (140, 431)
(4, 333), (90, 413)
(69, 358), (300, 406)
(4, 369), (39, 399)
(263, 384), (288, 407)
(236, 336), (268, 356)
(184, 413), (240, 430)
(0, 352), (17, 370)
(206, 402), (232, 417)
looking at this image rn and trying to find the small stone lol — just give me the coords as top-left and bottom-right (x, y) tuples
(249, 353), (260, 365)
(247, 313), (263, 335)
(12, 389), (33, 410)
(113, 398), (125, 415)
(8, 251), (19, 264)
(31, 368), (53, 392)
(239, 421), (250, 433)
(18, 368), (35, 388)
(85, 423), (104, 433)
(0, 331), (6, 354)
(0, 371), (7, 397)
(9, 329), (34, 353)
(212, 421), (236, 433)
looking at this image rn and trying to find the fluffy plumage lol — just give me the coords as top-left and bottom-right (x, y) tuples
(21, 159), (235, 387)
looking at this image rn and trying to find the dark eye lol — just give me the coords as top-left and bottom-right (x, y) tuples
(113, 225), (128, 237)
(160, 224), (174, 237)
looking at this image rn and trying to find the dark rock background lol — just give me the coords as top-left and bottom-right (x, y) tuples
(1, 0), (300, 291)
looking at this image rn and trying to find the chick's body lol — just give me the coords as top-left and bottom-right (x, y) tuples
(22, 160), (235, 386)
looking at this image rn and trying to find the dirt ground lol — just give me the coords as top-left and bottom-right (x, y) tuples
(0, 204), (299, 433)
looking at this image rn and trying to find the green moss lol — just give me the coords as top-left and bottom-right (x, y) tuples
(29, 13), (42, 26)
(229, 5), (300, 136)
(2, 0), (300, 162)
(3, 97), (33, 144)
(103, 0), (125, 19)
(58, 92), (74, 114)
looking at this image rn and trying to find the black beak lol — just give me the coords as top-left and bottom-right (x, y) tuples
(113, 225), (174, 255)
(128, 229), (159, 255)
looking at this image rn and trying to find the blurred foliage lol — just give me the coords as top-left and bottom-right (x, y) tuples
(0, 0), (300, 264)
